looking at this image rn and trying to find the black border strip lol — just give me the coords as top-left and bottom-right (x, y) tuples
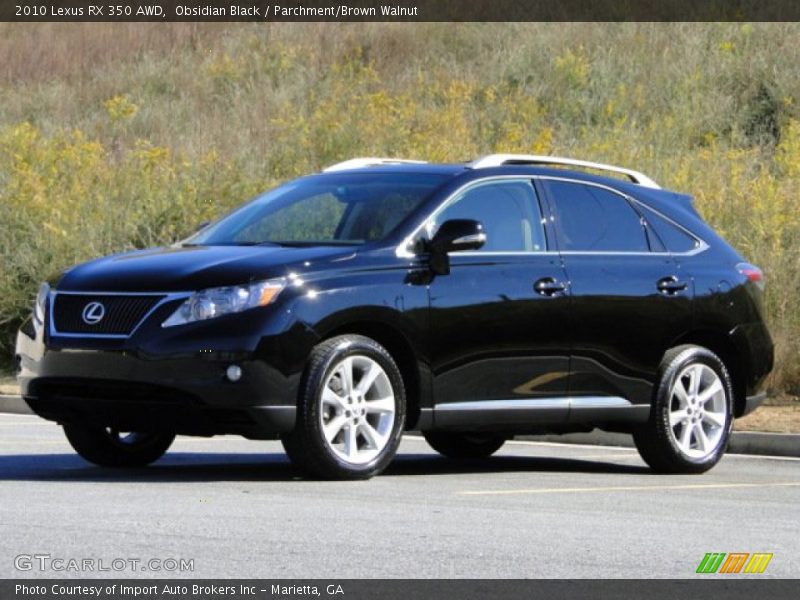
(4, 1), (800, 22)
(3, 580), (800, 600)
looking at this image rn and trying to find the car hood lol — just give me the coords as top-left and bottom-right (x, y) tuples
(56, 245), (356, 292)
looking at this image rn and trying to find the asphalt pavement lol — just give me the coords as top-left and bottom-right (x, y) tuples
(0, 414), (798, 579)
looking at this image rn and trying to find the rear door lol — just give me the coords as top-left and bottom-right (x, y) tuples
(537, 177), (693, 417)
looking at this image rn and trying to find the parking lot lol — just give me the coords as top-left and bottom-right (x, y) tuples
(0, 413), (798, 579)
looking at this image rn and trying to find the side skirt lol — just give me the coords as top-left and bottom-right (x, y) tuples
(431, 397), (649, 432)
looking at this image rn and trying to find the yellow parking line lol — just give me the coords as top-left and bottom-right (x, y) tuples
(459, 481), (800, 496)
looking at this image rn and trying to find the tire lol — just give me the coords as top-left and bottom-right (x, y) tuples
(423, 431), (505, 459)
(63, 424), (175, 468)
(633, 344), (734, 474)
(281, 334), (406, 480)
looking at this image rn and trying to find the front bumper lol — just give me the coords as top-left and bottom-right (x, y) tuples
(16, 323), (299, 439)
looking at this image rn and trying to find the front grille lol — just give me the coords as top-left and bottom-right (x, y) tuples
(52, 294), (165, 335)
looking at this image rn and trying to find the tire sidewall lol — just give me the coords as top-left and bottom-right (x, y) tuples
(302, 336), (406, 477)
(63, 424), (174, 467)
(423, 431), (506, 459)
(656, 348), (734, 469)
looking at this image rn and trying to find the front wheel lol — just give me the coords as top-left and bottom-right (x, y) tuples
(633, 345), (733, 474)
(281, 335), (406, 480)
(423, 431), (505, 459)
(63, 424), (175, 468)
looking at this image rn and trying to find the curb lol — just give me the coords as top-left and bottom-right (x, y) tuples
(519, 429), (800, 458)
(727, 431), (800, 458)
(0, 395), (31, 415)
(1, 395), (797, 457)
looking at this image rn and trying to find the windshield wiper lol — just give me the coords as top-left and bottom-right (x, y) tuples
(262, 240), (361, 247)
(181, 241), (284, 248)
(185, 240), (360, 248)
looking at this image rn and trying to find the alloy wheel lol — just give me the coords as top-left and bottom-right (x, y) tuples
(667, 363), (728, 459)
(319, 355), (396, 465)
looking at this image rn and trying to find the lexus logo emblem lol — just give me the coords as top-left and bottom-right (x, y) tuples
(81, 302), (106, 325)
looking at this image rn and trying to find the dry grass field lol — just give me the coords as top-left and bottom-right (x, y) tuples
(0, 23), (798, 399)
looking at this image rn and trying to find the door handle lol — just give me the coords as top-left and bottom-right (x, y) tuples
(657, 276), (688, 296)
(534, 277), (567, 297)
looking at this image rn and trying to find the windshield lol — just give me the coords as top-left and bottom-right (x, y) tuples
(188, 173), (449, 247)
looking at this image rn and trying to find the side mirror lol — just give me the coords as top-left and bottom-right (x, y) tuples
(427, 219), (486, 275)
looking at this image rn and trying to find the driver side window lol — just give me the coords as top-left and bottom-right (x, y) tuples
(430, 180), (546, 252)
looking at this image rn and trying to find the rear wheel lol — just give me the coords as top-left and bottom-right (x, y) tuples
(63, 424), (175, 468)
(633, 345), (733, 474)
(423, 431), (505, 459)
(281, 334), (406, 480)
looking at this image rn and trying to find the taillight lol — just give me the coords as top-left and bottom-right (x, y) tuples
(737, 262), (765, 291)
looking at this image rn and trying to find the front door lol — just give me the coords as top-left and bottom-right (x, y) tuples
(425, 178), (572, 429)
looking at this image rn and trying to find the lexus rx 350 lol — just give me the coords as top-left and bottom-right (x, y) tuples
(15, 154), (774, 479)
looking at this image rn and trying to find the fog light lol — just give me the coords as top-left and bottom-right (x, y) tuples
(226, 365), (242, 382)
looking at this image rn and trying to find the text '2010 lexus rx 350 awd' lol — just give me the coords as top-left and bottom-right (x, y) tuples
(16, 154), (774, 479)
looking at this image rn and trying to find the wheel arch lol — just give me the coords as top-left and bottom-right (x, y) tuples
(672, 329), (747, 417)
(322, 317), (427, 430)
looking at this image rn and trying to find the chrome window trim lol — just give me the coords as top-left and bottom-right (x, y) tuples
(536, 175), (709, 257)
(627, 196), (709, 257)
(396, 174), (708, 259)
(48, 291), (191, 339)
(450, 250), (700, 258)
(448, 251), (560, 257)
(396, 175), (546, 258)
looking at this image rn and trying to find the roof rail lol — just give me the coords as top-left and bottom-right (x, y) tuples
(467, 154), (660, 189)
(323, 157), (427, 172)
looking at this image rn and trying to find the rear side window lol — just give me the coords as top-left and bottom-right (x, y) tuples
(542, 180), (648, 252)
(639, 205), (700, 253)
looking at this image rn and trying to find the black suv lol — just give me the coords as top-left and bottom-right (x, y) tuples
(16, 155), (773, 479)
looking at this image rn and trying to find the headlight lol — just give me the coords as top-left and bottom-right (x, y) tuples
(34, 282), (50, 324)
(162, 279), (286, 328)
